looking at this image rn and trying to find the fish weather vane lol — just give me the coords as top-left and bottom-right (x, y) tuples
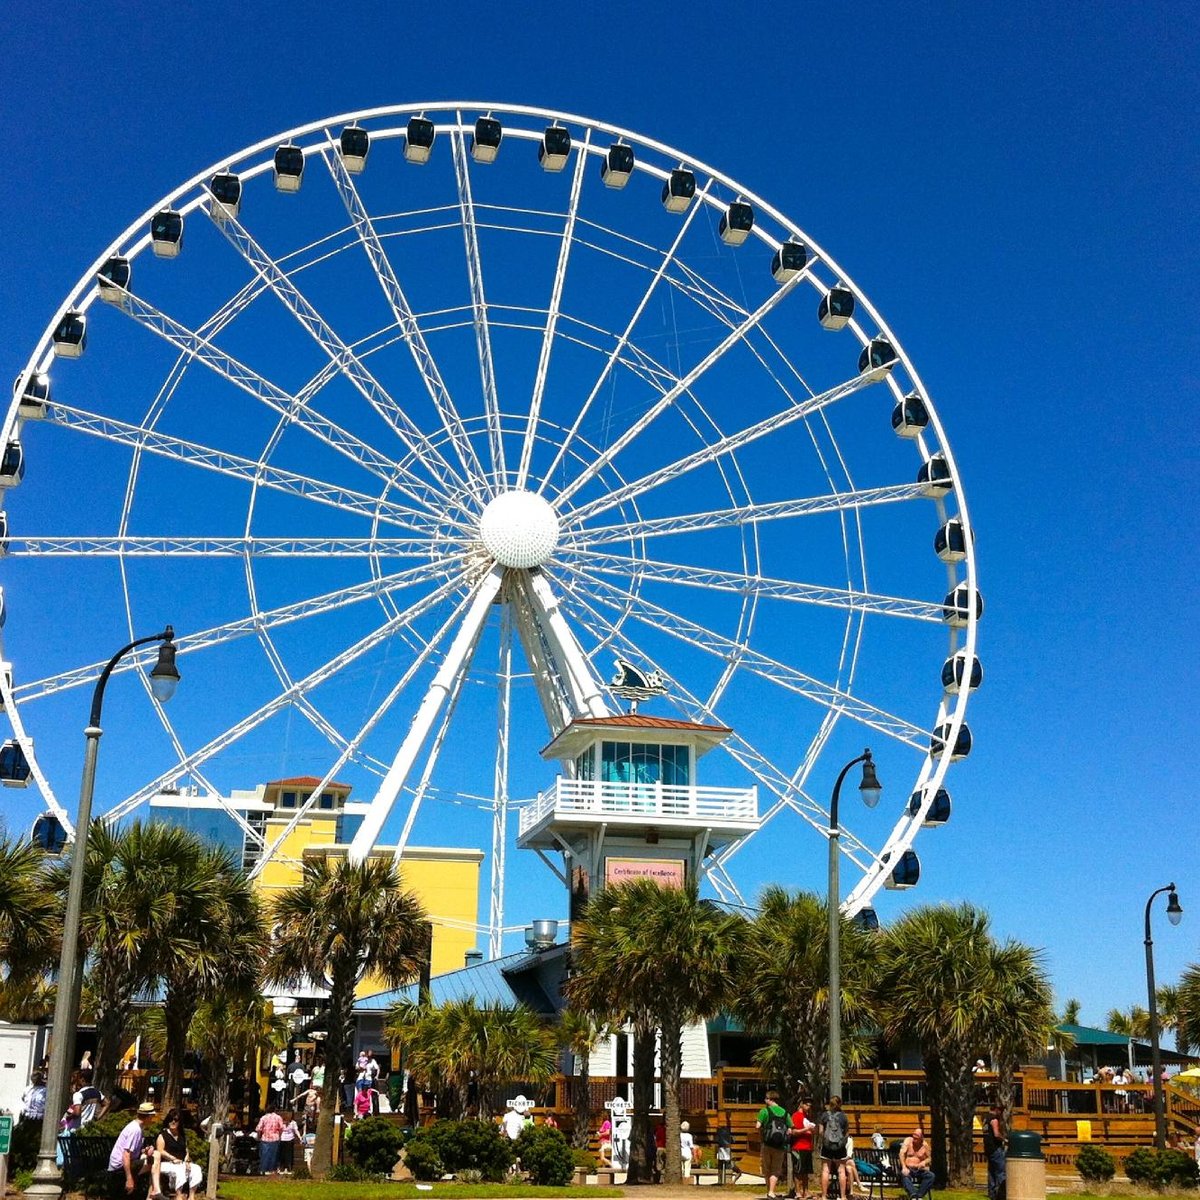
(611, 657), (669, 712)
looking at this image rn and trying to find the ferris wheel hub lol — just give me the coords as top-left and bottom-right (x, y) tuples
(479, 490), (560, 569)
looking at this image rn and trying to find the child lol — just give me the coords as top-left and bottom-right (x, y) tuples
(278, 1110), (301, 1174)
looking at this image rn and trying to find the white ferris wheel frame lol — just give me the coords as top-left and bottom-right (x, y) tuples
(3, 101), (979, 942)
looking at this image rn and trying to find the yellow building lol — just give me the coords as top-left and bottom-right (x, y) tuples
(152, 775), (483, 986)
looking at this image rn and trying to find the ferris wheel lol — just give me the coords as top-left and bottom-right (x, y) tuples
(2, 103), (980, 951)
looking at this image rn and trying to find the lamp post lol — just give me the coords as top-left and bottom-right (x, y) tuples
(1145, 881), (1182, 1150)
(27, 627), (180, 1200)
(828, 748), (881, 1100)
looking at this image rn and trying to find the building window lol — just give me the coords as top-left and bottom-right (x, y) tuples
(319, 792), (334, 810)
(576, 749), (594, 780)
(280, 791), (297, 808)
(599, 741), (690, 786)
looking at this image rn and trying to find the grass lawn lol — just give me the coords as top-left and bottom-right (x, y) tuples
(217, 1183), (622, 1200)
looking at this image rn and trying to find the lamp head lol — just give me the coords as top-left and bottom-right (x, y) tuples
(149, 627), (180, 703)
(859, 750), (882, 808)
(1167, 888), (1183, 926)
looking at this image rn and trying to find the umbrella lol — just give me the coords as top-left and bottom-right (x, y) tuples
(1175, 1067), (1200, 1080)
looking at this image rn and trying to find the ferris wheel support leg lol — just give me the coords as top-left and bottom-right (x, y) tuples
(489, 607), (513, 958)
(522, 571), (609, 719)
(348, 568), (503, 863)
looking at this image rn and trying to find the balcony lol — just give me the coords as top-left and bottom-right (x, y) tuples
(517, 776), (759, 850)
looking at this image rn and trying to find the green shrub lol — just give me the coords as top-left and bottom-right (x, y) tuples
(1125, 1147), (1159, 1185)
(1128, 1147), (1200, 1188)
(14, 1170), (34, 1193)
(516, 1122), (575, 1187)
(342, 1115), (404, 1176)
(1076, 1144), (1116, 1182)
(328, 1162), (374, 1182)
(402, 1136), (444, 1181)
(10, 1117), (44, 1171)
(456, 1168), (484, 1183)
(422, 1119), (515, 1182)
(291, 1160), (312, 1180)
(572, 1147), (598, 1170)
(1157, 1148), (1199, 1187)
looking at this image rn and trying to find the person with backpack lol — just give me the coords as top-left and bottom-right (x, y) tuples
(757, 1088), (792, 1200)
(818, 1095), (851, 1200)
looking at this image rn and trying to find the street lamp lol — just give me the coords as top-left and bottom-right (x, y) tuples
(828, 748), (880, 1100)
(27, 627), (180, 1200)
(1146, 882), (1182, 1150)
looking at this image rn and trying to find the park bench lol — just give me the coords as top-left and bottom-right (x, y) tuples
(58, 1134), (114, 1182)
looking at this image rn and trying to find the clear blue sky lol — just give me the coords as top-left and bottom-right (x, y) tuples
(1, 0), (1197, 1026)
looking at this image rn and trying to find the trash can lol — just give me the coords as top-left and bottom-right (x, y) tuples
(1006, 1130), (1045, 1200)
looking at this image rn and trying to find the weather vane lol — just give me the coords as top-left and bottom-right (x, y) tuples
(610, 657), (669, 713)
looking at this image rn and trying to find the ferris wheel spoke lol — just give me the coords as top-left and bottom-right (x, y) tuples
(5, 536), (442, 558)
(538, 182), (712, 495)
(320, 140), (490, 495)
(570, 564), (929, 750)
(47, 402), (438, 533)
(550, 570), (873, 866)
(451, 122), (506, 488)
(554, 265), (809, 507)
(249, 580), (482, 879)
(561, 370), (886, 527)
(14, 558), (456, 705)
(516, 128), (591, 491)
(569, 482), (924, 545)
(99, 569), (467, 824)
(563, 549), (945, 623)
(203, 195), (468, 494)
(104, 285), (434, 499)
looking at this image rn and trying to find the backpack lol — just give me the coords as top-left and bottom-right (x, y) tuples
(763, 1108), (791, 1149)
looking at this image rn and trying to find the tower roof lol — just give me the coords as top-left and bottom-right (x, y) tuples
(541, 713), (732, 760)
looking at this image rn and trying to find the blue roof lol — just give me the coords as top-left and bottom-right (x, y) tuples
(354, 948), (544, 1012)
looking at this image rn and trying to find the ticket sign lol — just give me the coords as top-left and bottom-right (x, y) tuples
(605, 857), (685, 888)
(0, 1113), (12, 1154)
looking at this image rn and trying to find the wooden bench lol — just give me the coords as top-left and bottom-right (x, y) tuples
(691, 1166), (721, 1185)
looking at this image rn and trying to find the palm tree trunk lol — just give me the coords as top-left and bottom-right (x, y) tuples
(924, 1050), (948, 1186)
(94, 991), (132, 1097)
(162, 986), (197, 1113)
(996, 1053), (1018, 1129)
(312, 970), (354, 1177)
(660, 1017), (684, 1184)
(627, 1018), (655, 1185)
(572, 1046), (592, 1150)
(941, 1044), (977, 1188)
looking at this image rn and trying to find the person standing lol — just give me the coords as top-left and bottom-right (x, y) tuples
(21, 1071), (47, 1122)
(757, 1088), (792, 1200)
(898, 1127), (935, 1200)
(106, 1102), (155, 1199)
(73, 1068), (108, 1128)
(278, 1111), (301, 1174)
(984, 1104), (1006, 1200)
(680, 1121), (695, 1180)
(790, 1100), (815, 1200)
(818, 1097), (850, 1200)
(255, 1106), (285, 1175)
(502, 1101), (527, 1141)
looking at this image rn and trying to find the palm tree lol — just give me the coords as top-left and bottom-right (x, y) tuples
(984, 939), (1057, 1124)
(1061, 998), (1082, 1025)
(189, 989), (291, 1134)
(734, 886), (879, 1104)
(558, 1007), (615, 1149)
(1106, 1006), (1150, 1039)
(63, 820), (216, 1093)
(387, 998), (557, 1119)
(1175, 965), (1200, 1054)
(877, 903), (997, 1189)
(0, 834), (60, 982)
(267, 855), (429, 1177)
(567, 879), (744, 1184)
(157, 843), (266, 1111)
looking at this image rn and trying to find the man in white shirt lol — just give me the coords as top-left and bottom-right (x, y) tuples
(502, 1103), (527, 1141)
